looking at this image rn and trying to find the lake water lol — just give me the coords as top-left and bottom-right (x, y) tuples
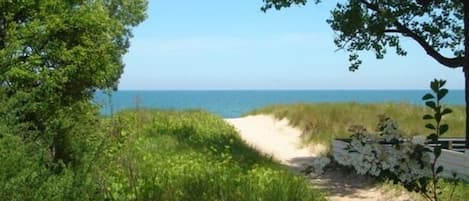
(94, 90), (465, 118)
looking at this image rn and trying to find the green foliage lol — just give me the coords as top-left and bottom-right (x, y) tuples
(0, 130), (104, 201)
(98, 110), (325, 201)
(261, 0), (464, 70)
(0, 0), (147, 164)
(0, 110), (326, 200)
(438, 179), (469, 201)
(261, 0), (317, 12)
(417, 79), (455, 201)
(247, 102), (465, 146)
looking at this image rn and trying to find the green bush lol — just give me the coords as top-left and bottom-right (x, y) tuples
(0, 133), (102, 201)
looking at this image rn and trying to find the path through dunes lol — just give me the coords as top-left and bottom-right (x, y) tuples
(225, 115), (414, 201)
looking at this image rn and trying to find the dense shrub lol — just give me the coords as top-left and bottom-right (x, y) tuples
(0, 132), (103, 201)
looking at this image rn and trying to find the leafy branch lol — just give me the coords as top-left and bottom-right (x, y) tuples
(421, 79), (453, 201)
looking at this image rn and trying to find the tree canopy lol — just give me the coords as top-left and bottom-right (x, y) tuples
(0, 0), (147, 163)
(261, 0), (469, 149)
(262, 0), (464, 71)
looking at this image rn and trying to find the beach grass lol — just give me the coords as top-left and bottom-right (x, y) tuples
(246, 102), (465, 146)
(377, 178), (469, 201)
(99, 109), (326, 201)
(246, 102), (468, 200)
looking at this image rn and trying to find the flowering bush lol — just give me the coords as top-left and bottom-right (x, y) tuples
(332, 79), (455, 201)
(333, 119), (432, 183)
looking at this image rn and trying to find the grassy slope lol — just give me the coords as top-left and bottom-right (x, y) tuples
(100, 109), (325, 201)
(247, 102), (465, 145)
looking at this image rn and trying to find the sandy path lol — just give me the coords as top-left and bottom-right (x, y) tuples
(225, 115), (413, 201)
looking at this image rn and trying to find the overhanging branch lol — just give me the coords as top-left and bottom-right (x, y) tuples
(359, 0), (464, 68)
(394, 22), (464, 68)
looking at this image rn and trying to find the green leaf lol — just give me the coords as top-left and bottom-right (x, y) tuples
(439, 124), (449, 135)
(422, 93), (435, 100)
(434, 112), (441, 122)
(430, 80), (439, 92)
(422, 114), (434, 120)
(436, 166), (444, 174)
(427, 133), (438, 142)
(440, 80), (447, 88)
(425, 101), (437, 110)
(434, 147), (442, 158)
(437, 89), (448, 101)
(425, 123), (436, 130)
(441, 108), (452, 116)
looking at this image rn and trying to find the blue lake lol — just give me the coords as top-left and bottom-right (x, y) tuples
(94, 90), (465, 118)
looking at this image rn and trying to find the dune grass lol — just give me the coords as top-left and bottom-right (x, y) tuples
(246, 102), (465, 146)
(99, 109), (326, 201)
(247, 102), (469, 200)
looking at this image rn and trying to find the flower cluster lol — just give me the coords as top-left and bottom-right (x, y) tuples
(333, 118), (432, 184)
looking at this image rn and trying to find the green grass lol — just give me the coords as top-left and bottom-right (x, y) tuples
(246, 102), (465, 146)
(378, 179), (469, 201)
(0, 109), (326, 200)
(247, 102), (468, 201)
(99, 109), (326, 201)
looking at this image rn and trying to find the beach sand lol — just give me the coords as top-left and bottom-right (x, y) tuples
(226, 115), (414, 201)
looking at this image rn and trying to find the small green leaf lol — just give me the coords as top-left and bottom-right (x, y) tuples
(430, 80), (439, 92)
(436, 166), (444, 174)
(425, 123), (436, 130)
(427, 133), (438, 142)
(439, 124), (449, 135)
(434, 113), (441, 122)
(422, 93), (435, 100)
(440, 80), (447, 87)
(441, 108), (452, 116)
(437, 89), (448, 100)
(434, 147), (442, 158)
(422, 114), (434, 120)
(425, 101), (437, 110)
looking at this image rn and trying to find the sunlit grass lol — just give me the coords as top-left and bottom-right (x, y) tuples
(100, 109), (325, 201)
(246, 102), (468, 200)
(246, 102), (465, 146)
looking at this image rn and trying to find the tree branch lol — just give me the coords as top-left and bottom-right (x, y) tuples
(394, 22), (464, 68)
(359, 0), (464, 68)
(383, 29), (400, 33)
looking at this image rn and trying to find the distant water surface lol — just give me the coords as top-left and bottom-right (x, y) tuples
(94, 90), (465, 118)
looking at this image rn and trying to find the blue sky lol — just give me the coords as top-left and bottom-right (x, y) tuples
(119, 0), (465, 90)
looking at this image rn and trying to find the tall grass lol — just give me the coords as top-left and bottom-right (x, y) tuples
(0, 109), (325, 200)
(246, 102), (465, 146)
(99, 109), (326, 201)
(247, 103), (469, 200)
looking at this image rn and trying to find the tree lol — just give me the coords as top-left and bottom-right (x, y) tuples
(0, 0), (147, 164)
(261, 0), (469, 150)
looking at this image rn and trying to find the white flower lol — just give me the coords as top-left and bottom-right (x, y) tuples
(411, 135), (426, 145)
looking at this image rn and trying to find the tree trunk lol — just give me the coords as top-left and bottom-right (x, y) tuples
(465, 69), (468, 150)
(464, 0), (469, 151)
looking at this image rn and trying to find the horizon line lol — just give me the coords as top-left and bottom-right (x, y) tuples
(113, 88), (465, 91)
